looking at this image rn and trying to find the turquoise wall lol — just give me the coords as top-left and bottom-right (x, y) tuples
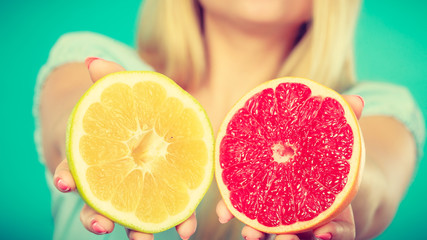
(355, 1), (427, 239)
(0, 0), (425, 239)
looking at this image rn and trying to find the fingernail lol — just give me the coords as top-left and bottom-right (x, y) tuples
(218, 217), (228, 224)
(92, 221), (107, 234)
(85, 57), (102, 69)
(315, 232), (332, 240)
(355, 95), (365, 108)
(56, 178), (70, 192)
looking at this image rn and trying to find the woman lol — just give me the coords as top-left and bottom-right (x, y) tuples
(34, 0), (424, 239)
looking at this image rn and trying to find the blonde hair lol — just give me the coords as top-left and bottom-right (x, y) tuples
(281, 1), (361, 91)
(137, 0), (360, 92)
(137, 0), (205, 91)
(137, 1), (361, 239)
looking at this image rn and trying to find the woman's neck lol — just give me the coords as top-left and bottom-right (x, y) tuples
(195, 11), (303, 130)
(203, 11), (300, 95)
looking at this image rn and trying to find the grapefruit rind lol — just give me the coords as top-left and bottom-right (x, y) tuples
(215, 77), (365, 234)
(66, 71), (214, 233)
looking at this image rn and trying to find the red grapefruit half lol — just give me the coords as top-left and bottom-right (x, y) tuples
(215, 77), (365, 234)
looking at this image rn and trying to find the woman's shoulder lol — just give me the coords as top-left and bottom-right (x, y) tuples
(55, 31), (122, 46)
(344, 81), (417, 111)
(33, 32), (154, 166)
(45, 31), (153, 71)
(344, 80), (425, 157)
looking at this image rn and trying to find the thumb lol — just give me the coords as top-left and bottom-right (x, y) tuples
(312, 205), (355, 240)
(84, 57), (126, 82)
(343, 95), (364, 120)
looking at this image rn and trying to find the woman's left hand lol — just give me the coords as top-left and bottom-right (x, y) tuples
(217, 199), (354, 240)
(216, 95), (365, 240)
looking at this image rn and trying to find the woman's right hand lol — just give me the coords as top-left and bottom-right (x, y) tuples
(52, 58), (198, 240)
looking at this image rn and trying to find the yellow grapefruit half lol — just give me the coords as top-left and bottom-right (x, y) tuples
(66, 71), (214, 233)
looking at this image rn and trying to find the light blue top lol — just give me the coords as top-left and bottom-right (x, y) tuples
(33, 32), (425, 240)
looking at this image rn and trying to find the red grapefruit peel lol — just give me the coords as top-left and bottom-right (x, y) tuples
(215, 77), (365, 234)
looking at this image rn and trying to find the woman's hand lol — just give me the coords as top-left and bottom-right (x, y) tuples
(52, 57), (198, 240)
(216, 95), (365, 240)
(217, 199), (354, 240)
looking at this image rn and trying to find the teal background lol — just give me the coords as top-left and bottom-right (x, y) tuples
(0, 0), (425, 239)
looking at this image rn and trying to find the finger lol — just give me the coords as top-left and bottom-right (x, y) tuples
(343, 95), (364, 119)
(80, 204), (115, 235)
(84, 57), (126, 82)
(53, 158), (76, 192)
(241, 225), (266, 240)
(126, 229), (154, 240)
(313, 205), (355, 240)
(274, 234), (300, 240)
(216, 199), (234, 224)
(175, 213), (197, 240)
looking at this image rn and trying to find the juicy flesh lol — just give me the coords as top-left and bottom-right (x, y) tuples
(80, 82), (207, 223)
(220, 83), (353, 227)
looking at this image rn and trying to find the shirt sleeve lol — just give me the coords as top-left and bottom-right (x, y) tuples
(32, 31), (154, 164)
(343, 81), (425, 159)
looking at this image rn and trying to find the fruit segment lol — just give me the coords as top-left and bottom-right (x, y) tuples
(133, 81), (167, 129)
(83, 103), (134, 140)
(165, 108), (205, 140)
(167, 140), (208, 189)
(111, 169), (144, 211)
(135, 173), (169, 223)
(86, 158), (134, 201)
(155, 97), (184, 136)
(79, 135), (128, 165)
(244, 88), (278, 139)
(219, 136), (270, 169)
(160, 179), (190, 216)
(101, 83), (138, 132)
(226, 108), (266, 142)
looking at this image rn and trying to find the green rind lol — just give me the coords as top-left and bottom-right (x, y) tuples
(65, 71), (214, 233)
